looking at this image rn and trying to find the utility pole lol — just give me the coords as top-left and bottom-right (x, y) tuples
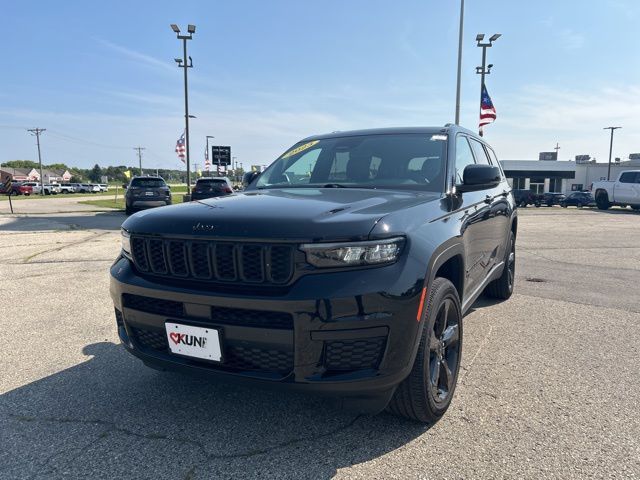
(454, 0), (465, 125)
(554, 143), (561, 158)
(134, 147), (145, 176)
(171, 24), (195, 196)
(475, 34), (501, 136)
(27, 128), (46, 194)
(206, 135), (214, 177)
(604, 127), (621, 181)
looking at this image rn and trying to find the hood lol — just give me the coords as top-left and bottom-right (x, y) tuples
(123, 188), (440, 242)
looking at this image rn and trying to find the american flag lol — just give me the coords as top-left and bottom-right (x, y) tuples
(175, 132), (186, 162)
(479, 85), (497, 136)
(204, 145), (211, 171)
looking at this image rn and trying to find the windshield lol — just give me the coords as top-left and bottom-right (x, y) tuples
(256, 133), (447, 192)
(130, 178), (166, 188)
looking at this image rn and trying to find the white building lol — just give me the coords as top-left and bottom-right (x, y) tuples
(500, 158), (640, 194)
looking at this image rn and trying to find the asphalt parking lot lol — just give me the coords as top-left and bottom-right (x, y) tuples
(1, 204), (639, 479)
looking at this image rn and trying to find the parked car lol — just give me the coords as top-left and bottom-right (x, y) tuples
(88, 184), (102, 193)
(0, 181), (33, 196)
(560, 191), (596, 208)
(98, 184), (109, 192)
(58, 184), (76, 194)
(22, 182), (55, 195)
(592, 170), (640, 210)
(124, 176), (172, 215)
(513, 189), (538, 207)
(191, 177), (233, 201)
(47, 184), (62, 194)
(112, 125), (517, 423)
(539, 192), (566, 207)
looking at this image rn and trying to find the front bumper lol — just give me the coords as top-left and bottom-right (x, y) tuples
(110, 255), (424, 398)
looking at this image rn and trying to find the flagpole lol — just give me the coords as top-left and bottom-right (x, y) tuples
(454, 0), (464, 125)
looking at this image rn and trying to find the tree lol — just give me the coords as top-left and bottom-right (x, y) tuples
(4, 160), (39, 169)
(89, 164), (102, 183)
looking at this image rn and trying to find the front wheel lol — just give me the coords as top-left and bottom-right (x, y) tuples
(388, 277), (463, 424)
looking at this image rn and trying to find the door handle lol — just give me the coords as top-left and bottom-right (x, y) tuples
(501, 190), (509, 197)
(484, 195), (492, 204)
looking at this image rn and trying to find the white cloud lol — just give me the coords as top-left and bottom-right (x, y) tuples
(483, 84), (640, 161)
(96, 39), (174, 72)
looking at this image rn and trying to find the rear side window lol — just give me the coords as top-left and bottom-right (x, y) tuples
(455, 136), (476, 184)
(619, 172), (638, 183)
(197, 179), (226, 185)
(468, 138), (491, 165)
(130, 178), (166, 188)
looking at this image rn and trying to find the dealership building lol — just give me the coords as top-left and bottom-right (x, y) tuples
(500, 153), (640, 194)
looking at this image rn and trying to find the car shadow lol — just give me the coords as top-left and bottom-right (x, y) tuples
(0, 212), (126, 232)
(1, 342), (430, 478)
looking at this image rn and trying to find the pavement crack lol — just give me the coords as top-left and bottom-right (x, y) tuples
(22, 231), (110, 263)
(8, 412), (364, 467)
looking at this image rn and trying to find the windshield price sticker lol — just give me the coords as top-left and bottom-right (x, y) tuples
(281, 140), (320, 159)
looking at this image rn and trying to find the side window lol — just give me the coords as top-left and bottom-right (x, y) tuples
(619, 172), (636, 183)
(455, 136), (476, 184)
(469, 138), (491, 165)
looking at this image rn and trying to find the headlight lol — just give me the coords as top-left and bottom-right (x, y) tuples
(301, 237), (405, 268)
(121, 229), (131, 258)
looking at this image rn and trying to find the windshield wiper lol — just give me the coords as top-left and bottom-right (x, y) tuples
(321, 183), (347, 188)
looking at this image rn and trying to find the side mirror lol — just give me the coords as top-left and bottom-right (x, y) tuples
(242, 171), (260, 187)
(457, 164), (501, 192)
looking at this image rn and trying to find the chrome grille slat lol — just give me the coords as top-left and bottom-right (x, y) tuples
(129, 236), (293, 285)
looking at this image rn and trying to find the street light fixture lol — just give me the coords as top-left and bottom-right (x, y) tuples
(604, 126), (622, 180)
(476, 33), (501, 136)
(171, 23), (196, 195)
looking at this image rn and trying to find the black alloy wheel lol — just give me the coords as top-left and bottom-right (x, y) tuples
(428, 298), (462, 405)
(388, 277), (463, 423)
(485, 231), (515, 299)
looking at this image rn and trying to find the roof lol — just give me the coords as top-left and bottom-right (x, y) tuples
(301, 125), (477, 141)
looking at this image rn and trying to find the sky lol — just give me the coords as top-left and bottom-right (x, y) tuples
(2, 0), (639, 171)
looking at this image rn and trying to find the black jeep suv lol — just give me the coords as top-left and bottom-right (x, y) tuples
(111, 126), (517, 423)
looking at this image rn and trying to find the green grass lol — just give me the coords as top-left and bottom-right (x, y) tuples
(79, 194), (184, 210)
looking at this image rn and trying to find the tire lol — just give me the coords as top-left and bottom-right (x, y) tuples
(561, 203), (567, 208)
(485, 231), (515, 300)
(519, 201), (527, 208)
(596, 191), (611, 210)
(631, 206), (640, 211)
(577, 202), (583, 208)
(387, 277), (463, 424)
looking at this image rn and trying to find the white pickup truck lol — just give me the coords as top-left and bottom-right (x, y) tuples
(592, 170), (640, 210)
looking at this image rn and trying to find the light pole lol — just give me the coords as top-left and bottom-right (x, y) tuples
(206, 135), (214, 177)
(604, 126), (621, 181)
(475, 33), (501, 133)
(454, 0), (465, 125)
(171, 23), (195, 194)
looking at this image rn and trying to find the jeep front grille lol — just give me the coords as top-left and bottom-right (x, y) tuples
(129, 236), (294, 285)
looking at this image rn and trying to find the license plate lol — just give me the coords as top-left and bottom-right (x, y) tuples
(145, 191), (154, 196)
(165, 322), (222, 361)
